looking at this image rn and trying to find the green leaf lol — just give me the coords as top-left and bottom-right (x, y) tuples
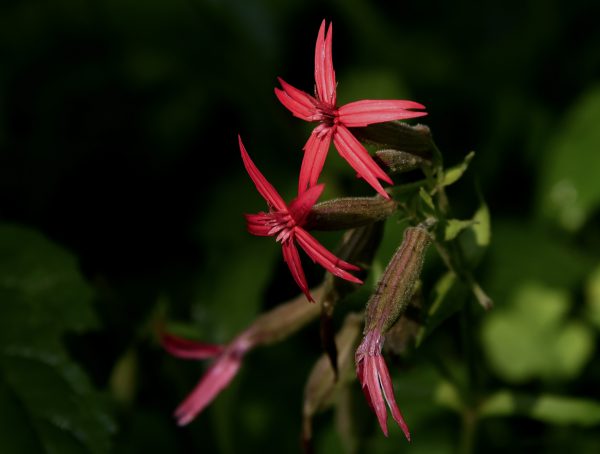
(444, 219), (475, 241)
(0, 225), (115, 453)
(480, 391), (600, 427)
(481, 281), (595, 382)
(538, 85), (600, 231)
(441, 151), (475, 187)
(419, 187), (435, 211)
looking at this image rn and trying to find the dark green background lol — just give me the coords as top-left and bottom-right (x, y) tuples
(1, 0), (599, 452)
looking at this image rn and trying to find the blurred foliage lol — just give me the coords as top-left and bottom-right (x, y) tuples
(1, 0), (599, 453)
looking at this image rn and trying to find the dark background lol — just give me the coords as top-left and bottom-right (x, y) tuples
(1, 0), (599, 453)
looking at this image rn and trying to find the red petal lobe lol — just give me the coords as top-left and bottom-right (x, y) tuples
(288, 183), (324, 225)
(294, 228), (362, 283)
(333, 126), (392, 198)
(298, 128), (332, 195)
(161, 333), (225, 360)
(338, 100), (427, 127)
(282, 240), (313, 302)
(239, 136), (287, 211)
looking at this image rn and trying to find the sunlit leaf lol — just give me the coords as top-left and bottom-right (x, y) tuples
(481, 282), (595, 382)
(0, 225), (115, 453)
(538, 85), (600, 231)
(481, 391), (600, 427)
(419, 187), (435, 210)
(444, 219), (475, 241)
(441, 151), (474, 187)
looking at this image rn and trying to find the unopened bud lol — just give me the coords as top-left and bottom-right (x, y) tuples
(383, 285), (423, 355)
(305, 197), (397, 231)
(375, 149), (432, 174)
(365, 225), (431, 335)
(350, 121), (434, 158)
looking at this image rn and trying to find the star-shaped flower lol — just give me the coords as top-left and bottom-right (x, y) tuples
(275, 20), (427, 199)
(239, 135), (362, 301)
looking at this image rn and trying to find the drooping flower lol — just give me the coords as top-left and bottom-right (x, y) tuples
(354, 225), (431, 440)
(355, 330), (410, 440)
(162, 331), (250, 426)
(163, 287), (324, 425)
(239, 135), (362, 302)
(275, 20), (427, 198)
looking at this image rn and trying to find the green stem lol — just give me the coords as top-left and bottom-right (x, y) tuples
(459, 408), (477, 454)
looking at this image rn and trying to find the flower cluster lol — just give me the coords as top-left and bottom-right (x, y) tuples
(163, 19), (431, 443)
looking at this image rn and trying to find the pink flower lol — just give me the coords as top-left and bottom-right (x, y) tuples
(161, 331), (251, 426)
(275, 20), (427, 199)
(355, 330), (411, 440)
(239, 135), (362, 302)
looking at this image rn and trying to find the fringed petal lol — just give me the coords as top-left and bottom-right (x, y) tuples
(239, 135), (287, 211)
(314, 20), (336, 105)
(366, 355), (390, 437)
(338, 100), (427, 127)
(275, 78), (319, 121)
(298, 128), (332, 195)
(333, 125), (392, 198)
(288, 184), (324, 225)
(244, 213), (276, 236)
(376, 355), (411, 441)
(294, 228), (362, 284)
(282, 239), (313, 302)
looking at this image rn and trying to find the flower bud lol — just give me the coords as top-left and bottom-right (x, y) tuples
(305, 197), (397, 231)
(365, 225), (431, 335)
(350, 121), (434, 158)
(375, 149), (432, 174)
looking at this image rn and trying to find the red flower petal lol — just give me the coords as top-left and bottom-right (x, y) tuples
(314, 20), (336, 105)
(288, 183), (324, 226)
(282, 239), (313, 302)
(174, 348), (244, 425)
(239, 135), (287, 211)
(338, 100), (427, 127)
(376, 355), (411, 441)
(244, 213), (275, 236)
(366, 355), (390, 437)
(298, 127), (332, 195)
(161, 332), (225, 360)
(294, 228), (362, 283)
(275, 78), (319, 121)
(333, 125), (393, 198)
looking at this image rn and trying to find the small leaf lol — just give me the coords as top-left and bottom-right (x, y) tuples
(444, 219), (475, 241)
(419, 187), (435, 210)
(480, 391), (600, 427)
(441, 151), (475, 187)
